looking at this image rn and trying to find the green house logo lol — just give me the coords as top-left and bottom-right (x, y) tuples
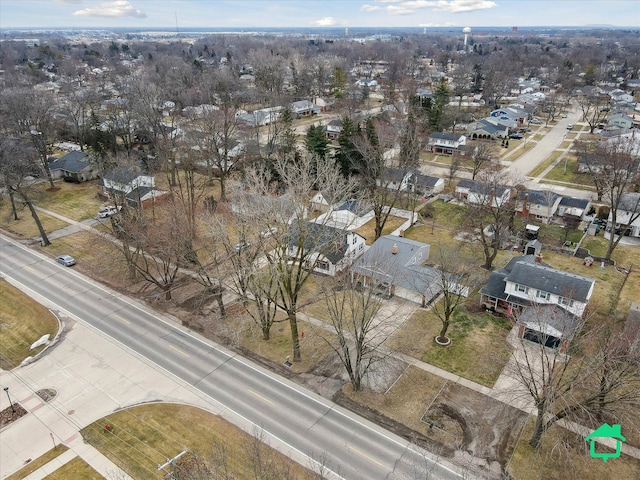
(584, 423), (626, 462)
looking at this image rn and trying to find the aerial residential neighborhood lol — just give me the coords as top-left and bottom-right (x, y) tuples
(1, 2), (640, 479)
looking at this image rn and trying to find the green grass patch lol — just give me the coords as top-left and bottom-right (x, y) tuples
(5, 445), (69, 480)
(389, 304), (512, 387)
(43, 456), (103, 480)
(528, 151), (562, 177)
(36, 180), (103, 222)
(0, 279), (59, 370)
(543, 157), (594, 185)
(0, 201), (68, 239)
(82, 403), (316, 480)
(355, 215), (407, 245)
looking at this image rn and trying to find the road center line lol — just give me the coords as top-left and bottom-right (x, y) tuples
(113, 314), (130, 324)
(168, 344), (190, 358)
(247, 388), (274, 406)
(347, 444), (385, 468)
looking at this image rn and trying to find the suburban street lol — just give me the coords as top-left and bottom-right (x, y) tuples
(0, 233), (467, 480)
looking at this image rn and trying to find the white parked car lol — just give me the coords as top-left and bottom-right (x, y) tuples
(566, 124), (574, 130)
(260, 227), (278, 238)
(98, 206), (121, 218)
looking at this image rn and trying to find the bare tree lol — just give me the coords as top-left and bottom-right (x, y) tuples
(352, 117), (418, 241)
(576, 91), (609, 134)
(427, 244), (479, 345)
(462, 171), (520, 270)
(507, 308), (640, 449)
(0, 137), (52, 246)
(0, 87), (59, 189)
(241, 154), (355, 362)
(468, 140), (498, 180)
(313, 274), (390, 392)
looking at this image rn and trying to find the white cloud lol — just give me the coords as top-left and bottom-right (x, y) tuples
(311, 16), (338, 26)
(55, 0), (83, 4)
(73, 0), (146, 18)
(387, 5), (415, 15)
(381, 0), (497, 13)
(360, 4), (382, 12)
(432, 0), (497, 13)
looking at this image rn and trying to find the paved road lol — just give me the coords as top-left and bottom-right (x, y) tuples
(0, 234), (466, 480)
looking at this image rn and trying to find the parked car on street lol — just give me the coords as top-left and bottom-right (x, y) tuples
(567, 124), (574, 130)
(98, 206), (121, 218)
(56, 254), (76, 267)
(509, 133), (524, 140)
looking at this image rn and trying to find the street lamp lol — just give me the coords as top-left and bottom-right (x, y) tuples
(4, 386), (16, 413)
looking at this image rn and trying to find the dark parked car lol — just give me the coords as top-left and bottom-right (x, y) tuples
(509, 133), (523, 140)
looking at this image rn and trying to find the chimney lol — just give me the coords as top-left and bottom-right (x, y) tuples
(535, 254), (543, 263)
(392, 243), (398, 255)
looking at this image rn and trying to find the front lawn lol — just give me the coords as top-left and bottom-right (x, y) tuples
(35, 180), (103, 221)
(82, 403), (317, 480)
(388, 304), (513, 387)
(0, 279), (59, 370)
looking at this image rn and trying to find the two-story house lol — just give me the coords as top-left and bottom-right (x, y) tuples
(100, 165), (167, 209)
(480, 255), (595, 351)
(287, 222), (366, 276)
(427, 132), (466, 156)
(516, 189), (563, 223)
(352, 235), (441, 307)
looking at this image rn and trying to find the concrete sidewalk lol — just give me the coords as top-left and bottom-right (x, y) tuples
(0, 313), (223, 478)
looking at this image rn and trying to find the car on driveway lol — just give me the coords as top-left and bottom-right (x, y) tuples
(98, 206), (121, 218)
(56, 254), (76, 266)
(509, 133), (523, 139)
(233, 241), (251, 253)
(260, 227), (278, 238)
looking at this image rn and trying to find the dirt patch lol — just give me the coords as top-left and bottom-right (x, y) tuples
(425, 382), (528, 478)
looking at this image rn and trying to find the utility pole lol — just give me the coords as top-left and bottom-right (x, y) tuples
(158, 449), (187, 480)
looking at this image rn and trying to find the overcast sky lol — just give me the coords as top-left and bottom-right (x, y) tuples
(1, 0), (638, 29)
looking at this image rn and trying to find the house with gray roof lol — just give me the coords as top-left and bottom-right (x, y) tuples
(466, 118), (509, 139)
(516, 189), (563, 223)
(286, 222), (366, 276)
(480, 255), (595, 318)
(352, 235), (441, 306)
(607, 192), (640, 238)
(48, 151), (99, 182)
(481, 255), (595, 351)
(427, 132), (466, 156)
(290, 100), (321, 118)
(100, 165), (167, 209)
(455, 179), (512, 207)
(557, 196), (592, 221)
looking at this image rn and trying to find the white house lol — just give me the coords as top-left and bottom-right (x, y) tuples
(287, 223), (366, 276)
(608, 192), (640, 238)
(480, 255), (596, 351)
(455, 179), (512, 207)
(427, 132), (466, 156)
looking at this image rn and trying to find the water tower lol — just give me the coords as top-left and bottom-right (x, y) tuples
(463, 26), (471, 50)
